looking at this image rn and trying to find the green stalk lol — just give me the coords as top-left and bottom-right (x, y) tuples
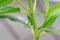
(27, 0), (39, 40)
(16, 0), (29, 12)
(31, 12), (39, 40)
(44, 0), (49, 16)
(39, 17), (47, 33)
(27, 0), (33, 11)
(34, 0), (37, 12)
(27, 0), (37, 31)
(34, 36), (39, 40)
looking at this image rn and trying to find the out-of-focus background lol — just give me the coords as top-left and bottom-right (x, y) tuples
(0, 0), (60, 40)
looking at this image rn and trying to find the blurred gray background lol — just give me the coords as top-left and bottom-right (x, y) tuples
(0, 0), (60, 40)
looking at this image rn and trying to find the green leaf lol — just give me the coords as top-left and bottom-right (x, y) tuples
(49, 10), (60, 18)
(43, 15), (57, 28)
(47, 4), (60, 17)
(39, 4), (60, 29)
(48, 9), (60, 18)
(43, 4), (60, 28)
(0, 0), (13, 7)
(38, 2), (60, 31)
(45, 29), (60, 34)
(38, 15), (57, 30)
(44, 0), (49, 14)
(0, 15), (28, 25)
(0, 7), (20, 15)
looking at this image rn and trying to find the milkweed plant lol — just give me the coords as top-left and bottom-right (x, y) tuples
(0, 0), (60, 40)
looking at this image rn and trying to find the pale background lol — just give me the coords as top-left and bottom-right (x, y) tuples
(0, 0), (60, 40)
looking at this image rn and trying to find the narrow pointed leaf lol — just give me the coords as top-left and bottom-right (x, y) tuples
(48, 9), (60, 18)
(47, 4), (60, 17)
(45, 30), (60, 34)
(43, 4), (60, 28)
(0, 0), (13, 7)
(38, 2), (60, 30)
(48, 4), (60, 14)
(0, 15), (27, 25)
(0, 7), (20, 15)
(43, 15), (57, 28)
(38, 15), (57, 30)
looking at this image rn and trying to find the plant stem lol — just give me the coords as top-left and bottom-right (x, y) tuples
(16, 0), (29, 12)
(34, 0), (37, 12)
(39, 17), (47, 33)
(30, 11), (40, 40)
(27, 0), (39, 40)
(17, 0), (39, 40)
(27, 0), (33, 11)
(34, 36), (40, 40)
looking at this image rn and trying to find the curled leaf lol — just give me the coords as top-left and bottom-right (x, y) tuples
(0, 15), (29, 26)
